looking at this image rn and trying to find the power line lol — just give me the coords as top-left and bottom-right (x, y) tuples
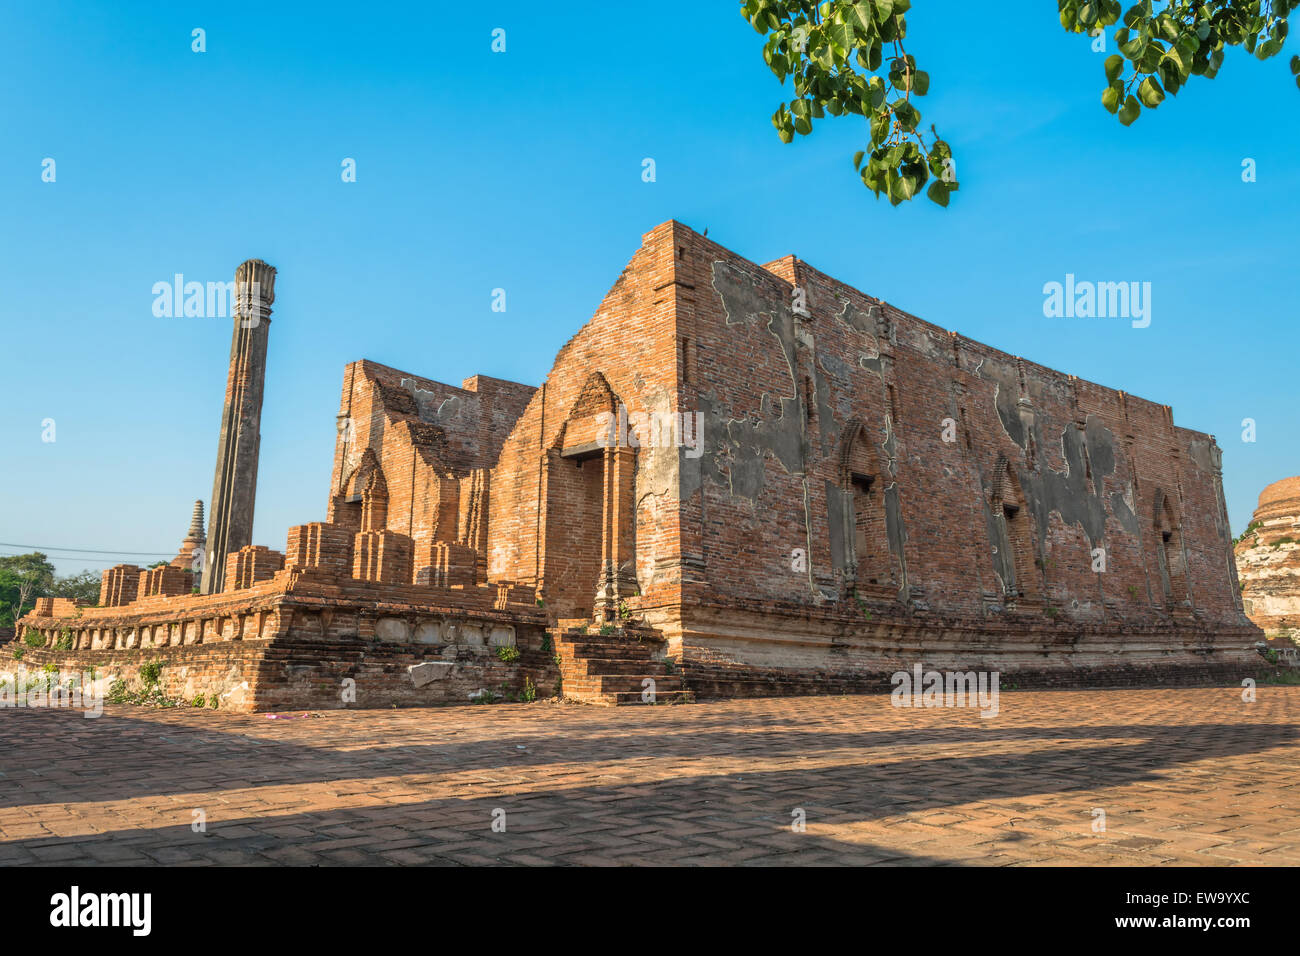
(0, 542), (172, 557)
(0, 552), (155, 572)
(0, 551), (125, 563)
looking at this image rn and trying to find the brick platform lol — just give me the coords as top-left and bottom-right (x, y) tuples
(1, 686), (1296, 866)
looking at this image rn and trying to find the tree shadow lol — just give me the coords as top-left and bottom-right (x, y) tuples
(0, 701), (1294, 864)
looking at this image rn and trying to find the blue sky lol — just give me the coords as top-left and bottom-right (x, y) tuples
(1, 1), (1295, 576)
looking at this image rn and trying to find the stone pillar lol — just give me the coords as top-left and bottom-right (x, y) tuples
(596, 445), (639, 607)
(202, 260), (276, 593)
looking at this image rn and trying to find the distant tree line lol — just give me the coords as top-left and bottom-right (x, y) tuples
(0, 553), (101, 628)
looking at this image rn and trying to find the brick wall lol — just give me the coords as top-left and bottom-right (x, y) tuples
(8, 576), (554, 712)
(659, 224), (1256, 681)
(487, 222), (687, 616)
(325, 361), (533, 588)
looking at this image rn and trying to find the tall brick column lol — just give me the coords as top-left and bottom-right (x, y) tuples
(201, 259), (276, 594)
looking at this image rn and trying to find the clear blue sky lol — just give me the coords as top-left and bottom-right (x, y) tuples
(2, 1), (1295, 576)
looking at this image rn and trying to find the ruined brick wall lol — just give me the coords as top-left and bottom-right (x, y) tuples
(8, 641), (271, 711)
(139, 564), (195, 599)
(486, 222), (687, 616)
(470, 219), (1252, 686)
(11, 576), (553, 712)
(223, 545), (285, 591)
(9, 632), (557, 713)
(326, 361), (534, 585)
(100, 565), (143, 607)
(631, 223), (1255, 685)
(330, 361), (533, 483)
(671, 234), (1246, 627)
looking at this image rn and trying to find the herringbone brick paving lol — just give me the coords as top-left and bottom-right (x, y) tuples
(1, 686), (1297, 866)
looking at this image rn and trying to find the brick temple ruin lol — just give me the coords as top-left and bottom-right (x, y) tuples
(11, 221), (1260, 710)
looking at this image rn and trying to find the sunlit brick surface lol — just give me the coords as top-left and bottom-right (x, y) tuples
(2, 688), (1298, 866)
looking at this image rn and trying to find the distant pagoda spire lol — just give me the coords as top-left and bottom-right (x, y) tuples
(172, 500), (207, 572)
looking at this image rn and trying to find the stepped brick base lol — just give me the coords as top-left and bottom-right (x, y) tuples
(552, 623), (690, 706)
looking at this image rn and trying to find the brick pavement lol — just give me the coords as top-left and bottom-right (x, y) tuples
(1, 686), (1297, 866)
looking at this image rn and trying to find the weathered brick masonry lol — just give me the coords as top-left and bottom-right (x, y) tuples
(11, 222), (1258, 708)
(1235, 476), (1300, 649)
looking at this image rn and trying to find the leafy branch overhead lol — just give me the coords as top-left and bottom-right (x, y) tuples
(742, 0), (955, 207)
(1061, 0), (1298, 124)
(743, 0), (1298, 207)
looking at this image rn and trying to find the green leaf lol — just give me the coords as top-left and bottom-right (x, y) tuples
(1138, 75), (1165, 107)
(853, 150), (865, 170)
(1258, 37), (1284, 59)
(1102, 83), (1121, 113)
(893, 167), (924, 203)
(827, 19), (854, 53)
(845, 1), (875, 35)
(1119, 34), (1145, 58)
(926, 179), (950, 207)
(1138, 40), (1164, 73)
(870, 109), (891, 145)
(862, 154), (887, 195)
(1291, 55), (1300, 75)
(924, 138), (951, 175)
(772, 105), (794, 143)
(911, 69), (930, 95)
(1117, 94), (1141, 125)
(1104, 54), (1124, 81)
(1204, 47), (1224, 78)
(892, 99), (920, 131)
(868, 75), (887, 110)
(885, 170), (905, 206)
(1162, 43), (1187, 78)
(871, 41), (884, 70)
(1160, 59), (1181, 95)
